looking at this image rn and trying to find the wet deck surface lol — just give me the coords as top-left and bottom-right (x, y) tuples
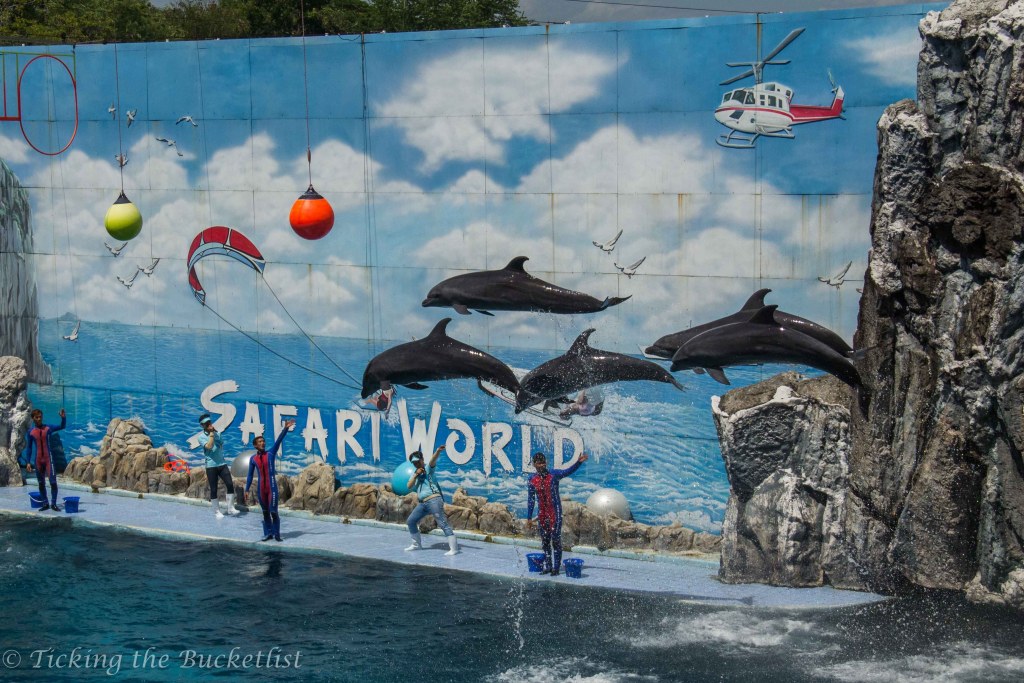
(0, 483), (882, 608)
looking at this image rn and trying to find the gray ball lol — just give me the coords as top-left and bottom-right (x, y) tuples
(229, 450), (257, 479)
(586, 488), (632, 520)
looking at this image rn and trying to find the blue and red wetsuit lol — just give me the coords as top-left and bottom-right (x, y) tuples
(246, 429), (288, 539)
(527, 458), (584, 573)
(22, 414), (66, 508)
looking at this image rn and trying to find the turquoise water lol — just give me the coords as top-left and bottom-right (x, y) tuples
(32, 319), (819, 532)
(2, 517), (1023, 682)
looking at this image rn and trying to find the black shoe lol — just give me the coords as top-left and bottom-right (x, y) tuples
(39, 504), (51, 511)
(260, 534), (273, 542)
(542, 568), (552, 575)
(50, 504), (62, 512)
(274, 534), (283, 542)
(550, 570), (560, 577)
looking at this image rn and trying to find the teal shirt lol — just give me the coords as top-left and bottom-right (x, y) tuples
(198, 431), (225, 468)
(413, 464), (443, 501)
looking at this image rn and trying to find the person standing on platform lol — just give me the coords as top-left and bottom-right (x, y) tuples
(198, 413), (237, 518)
(22, 408), (66, 511)
(404, 445), (459, 556)
(526, 451), (588, 576)
(246, 419), (295, 542)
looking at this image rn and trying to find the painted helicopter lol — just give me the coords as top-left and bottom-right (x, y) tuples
(714, 27), (845, 149)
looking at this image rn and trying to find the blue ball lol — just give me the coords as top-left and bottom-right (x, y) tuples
(391, 461), (418, 496)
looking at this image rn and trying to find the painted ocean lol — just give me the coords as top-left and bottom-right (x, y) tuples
(31, 318), (827, 532)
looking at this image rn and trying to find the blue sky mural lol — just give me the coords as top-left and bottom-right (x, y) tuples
(1, 4), (940, 530)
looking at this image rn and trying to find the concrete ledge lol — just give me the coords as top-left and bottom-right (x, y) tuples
(0, 483), (883, 608)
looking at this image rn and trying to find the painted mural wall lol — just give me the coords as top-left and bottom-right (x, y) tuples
(0, 4), (939, 532)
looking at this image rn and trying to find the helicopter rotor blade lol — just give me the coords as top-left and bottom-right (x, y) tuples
(720, 69), (756, 86)
(761, 27), (805, 64)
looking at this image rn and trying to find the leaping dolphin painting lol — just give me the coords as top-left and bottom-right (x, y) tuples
(422, 256), (630, 316)
(361, 318), (521, 399)
(644, 288), (853, 378)
(515, 329), (684, 413)
(668, 305), (868, 411)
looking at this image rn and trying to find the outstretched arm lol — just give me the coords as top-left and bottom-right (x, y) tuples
(268, 419), (295, 461)
(553, 453), (589, 479)
(428, 444), (445, 468)
(49, 409), (67, 433)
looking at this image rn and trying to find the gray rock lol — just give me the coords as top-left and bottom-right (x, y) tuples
(0, 356), (30, 486)
(0, 164), (52, 385)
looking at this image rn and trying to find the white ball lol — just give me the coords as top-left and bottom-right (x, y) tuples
(229, 450), (257, 478)
(586, 488), (632, 520)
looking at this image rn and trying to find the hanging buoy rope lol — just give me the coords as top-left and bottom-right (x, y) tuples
(105, 42), (142, 242)
(289, 0), (334, 241)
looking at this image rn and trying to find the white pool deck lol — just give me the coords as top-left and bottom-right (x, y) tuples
(0, 482), (883, 609)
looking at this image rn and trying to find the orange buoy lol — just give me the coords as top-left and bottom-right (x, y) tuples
(289, 185), (334, 240)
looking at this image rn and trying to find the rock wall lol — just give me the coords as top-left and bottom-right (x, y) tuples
(0, 356), (31, 486)
(713, 373), (857, 587)
(64, 417), (721, 557)
(716, 0), (1024, 607)
(0, 160), (52, 385)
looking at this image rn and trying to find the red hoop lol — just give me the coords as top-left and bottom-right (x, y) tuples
(2, 53), (80, 156)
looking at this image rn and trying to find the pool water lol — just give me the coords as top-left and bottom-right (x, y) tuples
(1, 516), (1023, 682)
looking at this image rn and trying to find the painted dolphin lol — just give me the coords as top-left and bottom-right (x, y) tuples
(422, 256), (631, 316)
(361, 318), (520, 398)
(645, 288), (853, 381)
(668, 305), (868, 411)
(515, 329), (684, 413)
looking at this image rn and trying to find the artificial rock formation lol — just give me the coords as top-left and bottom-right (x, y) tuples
(0, 356), (31, 486)
(0, 161), (51, 385)
(716, 0), (1024, 607)
(713, 374), (856, 587)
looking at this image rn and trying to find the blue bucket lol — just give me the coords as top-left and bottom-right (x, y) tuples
(563, 558), (584, 579)
(526, 553), (546, 572)
(63, 497), (80, 514)
(28, 492), (45, 509)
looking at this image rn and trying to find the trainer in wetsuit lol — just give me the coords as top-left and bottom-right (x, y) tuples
(22, 408), (66, 511)
(526, 450), (588, 576)
(246, 419), (295, 542)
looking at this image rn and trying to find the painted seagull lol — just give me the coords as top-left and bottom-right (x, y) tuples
(155, 137), (184, 156)
(115, 153), (128, 168)
(107, 103), (117, 119)
(126, 109), (137, 127)
(104, 241), (127, 257)
(116, 270), (141, 289)
(614, 256), (646, 278)
(818, 261), (853, 288)
(62, 320), (80, 342)
(593, 229), (623, 253)
(175, 114), (198, 127)
(140, 258), (160, 276)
